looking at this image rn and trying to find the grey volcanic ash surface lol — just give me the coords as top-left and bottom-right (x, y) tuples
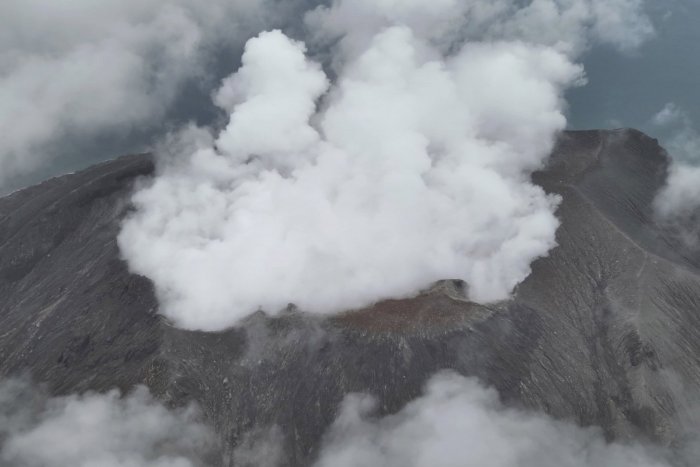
(1, 129), (700, 465)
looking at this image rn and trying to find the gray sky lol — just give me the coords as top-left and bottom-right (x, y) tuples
(569, 0), (700, 136)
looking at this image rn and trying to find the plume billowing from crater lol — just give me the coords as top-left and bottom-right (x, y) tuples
(118, 0), (653, 330)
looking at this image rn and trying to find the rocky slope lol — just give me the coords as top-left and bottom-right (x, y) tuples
(1, 129), (699, 465)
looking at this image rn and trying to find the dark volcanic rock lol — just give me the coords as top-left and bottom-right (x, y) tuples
(0, 154), (159, 394)
(1, 129), (700, 465)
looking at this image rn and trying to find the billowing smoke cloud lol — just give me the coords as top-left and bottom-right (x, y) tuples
(118, 0), (653, 331)
(0, 0), (299, 189)
(0, 378), (217, 467)
(652, 103), (700, 244)
(314, 371), (671, 467)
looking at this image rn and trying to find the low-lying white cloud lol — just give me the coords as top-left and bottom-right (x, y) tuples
(118, 0), (653, 331)
(0, 379), (216, 467)
(651, 103), (700, 245)
(314, 371), (670, 467)
(3, 373), (685, 467)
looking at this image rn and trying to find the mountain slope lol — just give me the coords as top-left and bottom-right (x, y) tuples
(1, 129), (699, 464)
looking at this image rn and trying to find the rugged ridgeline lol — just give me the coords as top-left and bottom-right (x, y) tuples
(1, 129), (700, 465)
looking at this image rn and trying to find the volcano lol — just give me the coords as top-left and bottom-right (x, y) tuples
(1, 129), (699, 464)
